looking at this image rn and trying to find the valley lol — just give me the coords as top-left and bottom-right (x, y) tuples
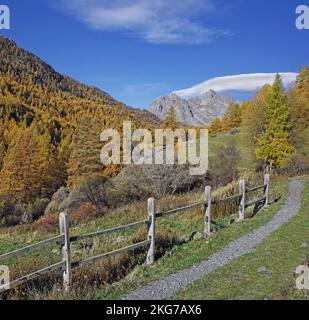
(0, 34), (308, 301)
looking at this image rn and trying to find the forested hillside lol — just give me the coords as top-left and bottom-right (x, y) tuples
(0, 35), (160, 221)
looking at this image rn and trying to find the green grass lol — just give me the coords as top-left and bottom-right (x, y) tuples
(208, 131), (254, 173)
(173, 177), (309, 300)
(209, 132), (239, 151)
(91, 176), (289, 300)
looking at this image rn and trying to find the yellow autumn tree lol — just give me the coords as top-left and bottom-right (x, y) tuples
(287, 66), (309, 172)
(221, 102), (242, 131)
(0, 122), (59, 203)
(256, 74), (294, 171)
(67, 116), (105, 188)
(208, 118), (222, 135)
(163, 107), (178, 130)
(295, 66), (309, 100)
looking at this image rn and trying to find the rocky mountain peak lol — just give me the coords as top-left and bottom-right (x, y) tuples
(149, 90), (233, 127)
(202, 89), (217, 99)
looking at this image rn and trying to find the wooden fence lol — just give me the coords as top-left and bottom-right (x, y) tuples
(0, 174), (270, 294)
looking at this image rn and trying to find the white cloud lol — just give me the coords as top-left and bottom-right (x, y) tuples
(174, 73), (298, 98)
(58, 0), (230, 44)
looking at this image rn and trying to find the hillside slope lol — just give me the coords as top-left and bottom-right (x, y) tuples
(0, 35), (161, 206)
(0, 35), (160, 130)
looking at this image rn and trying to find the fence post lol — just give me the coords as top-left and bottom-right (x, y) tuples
(204, 186), (212, 237)
(59, 212), (71, 291)
(146, 198), (156, 265)
(264, 173), (270, 207)
(238, 180), (245, 221)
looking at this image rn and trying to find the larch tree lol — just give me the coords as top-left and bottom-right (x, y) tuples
(287, 67), (309, 173)
(295, 66), (309, 100)
(0, 122), (58, 203)
(208, 118), (222, 135)
(163, 107), (178, 130)
(67, 116), (104, 188)
(255, 74), (294, 171)
(0, 120), (7, 170)
(221, 102), (241, 131)
(240, 85), (272, 154)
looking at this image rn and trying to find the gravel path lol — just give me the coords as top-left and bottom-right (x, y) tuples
(124, 179), (305, 300)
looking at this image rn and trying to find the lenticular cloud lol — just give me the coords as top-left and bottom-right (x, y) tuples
(174, 73), (298, 98)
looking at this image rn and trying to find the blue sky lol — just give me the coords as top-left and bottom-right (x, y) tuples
(1, 0), (308, 108)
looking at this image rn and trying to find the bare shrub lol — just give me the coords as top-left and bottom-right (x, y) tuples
(107, 166), (151, 205)
(24, 198), (50, 223)
(0, 194), (24, 227)
(34, 213), (59, 232)
(44, 187), (69, 215)
(60, 176), (111, 213)
(70, 203), (99, 224)
(142, 164), (203, 197)
(35, 202), (99, 232)
(284, 155), (309, 176)
(113, 164), (204, 200)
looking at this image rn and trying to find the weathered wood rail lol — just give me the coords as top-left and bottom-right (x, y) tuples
(0, 174), (270, 294)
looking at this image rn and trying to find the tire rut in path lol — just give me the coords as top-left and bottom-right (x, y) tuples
(123, 179), (305, 300)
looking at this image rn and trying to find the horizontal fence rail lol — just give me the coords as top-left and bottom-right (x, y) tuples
(246, 184), (267, 193)
(245, 196), (267, 209)
(156, 201), (206, 218)
(0, 174), (270, 294)
(72, 240), (151, 269)
(0, 235), (64, 263)
(2, 261), (66, 293)
(212, 193), (242, 205)
(70, 219), (149, 243)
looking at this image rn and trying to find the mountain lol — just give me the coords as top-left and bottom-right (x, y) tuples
(149, 90), (233, 127)
(0, 35), (160, 131)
